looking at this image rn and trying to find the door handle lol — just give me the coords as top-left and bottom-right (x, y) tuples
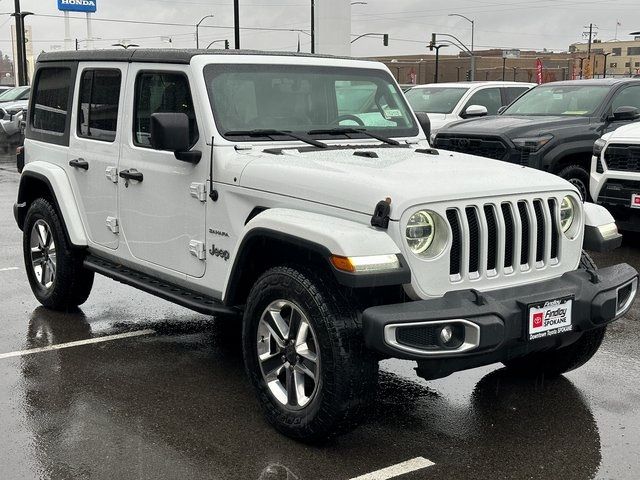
(69, 158), (89, 170)
(119, 169), (144, 182)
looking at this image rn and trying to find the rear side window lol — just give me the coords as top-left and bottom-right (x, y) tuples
(78, 69), (122, 142)
(133, 71), (199, 148)
(504, 87), (530, 105)
(32, 67), (72, 134)
(611, 85), (640, 111)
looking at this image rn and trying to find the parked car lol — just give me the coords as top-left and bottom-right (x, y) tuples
(0, 85), (30, 104)
(0, 100), (28, 155)
(405, 81), (534, 136)
(14, 49), (637, 441)
(0, 85), (13, 95)
(432, 79), (640, 201)
(591, 122), (640, 231)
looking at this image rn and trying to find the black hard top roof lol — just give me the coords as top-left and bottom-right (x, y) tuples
(37, 48), (354, 65)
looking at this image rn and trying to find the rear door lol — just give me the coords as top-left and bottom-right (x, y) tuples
(68, 64), (126, 250)
(117, 65), (208, 278)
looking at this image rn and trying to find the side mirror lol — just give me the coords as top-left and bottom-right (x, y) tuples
(415, 112), (431, 140)
(611, 106), (640, 122)
(463, 104), (489, 118)
(497, 106), (508, 115)
(150, 112), (201, 163)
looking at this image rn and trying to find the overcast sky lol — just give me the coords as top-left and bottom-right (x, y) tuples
(1, 0), (639, 60)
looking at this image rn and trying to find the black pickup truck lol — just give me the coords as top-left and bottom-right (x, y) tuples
(433, 79), (640, 200)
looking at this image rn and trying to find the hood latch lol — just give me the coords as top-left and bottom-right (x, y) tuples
(371, 197), (392, 229)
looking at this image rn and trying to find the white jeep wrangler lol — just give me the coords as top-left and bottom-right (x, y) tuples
(15, 49), (639, 441)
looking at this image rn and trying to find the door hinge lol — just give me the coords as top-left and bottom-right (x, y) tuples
(189, 182), (207, 202)
(106, 216), (119, 234)
(105, 166), (118, 183)
(189, 240), (207, 260)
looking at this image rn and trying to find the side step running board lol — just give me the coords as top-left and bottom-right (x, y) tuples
(84, 255), (240, 318)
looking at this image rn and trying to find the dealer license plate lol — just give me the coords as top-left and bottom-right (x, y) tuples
(528, 296), (573, 341)
(631, 194), (640, 209)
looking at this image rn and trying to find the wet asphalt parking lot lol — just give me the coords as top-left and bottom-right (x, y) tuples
(1, 157), (639, 480)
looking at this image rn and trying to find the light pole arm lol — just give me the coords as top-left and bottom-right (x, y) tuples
(351, 32), (384, 44)
(433, 33), (472, 56)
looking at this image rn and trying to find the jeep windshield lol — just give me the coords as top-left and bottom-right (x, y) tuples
(204, 64), (418, 142)
(404, 86), (468, 114)
(502, 84), (610, 116)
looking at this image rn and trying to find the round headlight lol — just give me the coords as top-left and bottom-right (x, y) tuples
(560, 196), (575, 233)
(406, 210), (435, 255)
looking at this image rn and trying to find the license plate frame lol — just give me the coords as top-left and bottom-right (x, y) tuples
(527, 295), (574, 341)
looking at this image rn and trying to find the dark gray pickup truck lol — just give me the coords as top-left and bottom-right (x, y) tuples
(433, 79), (640, 200)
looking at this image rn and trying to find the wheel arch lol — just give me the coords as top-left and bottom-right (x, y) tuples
(548, 144), (594, 173)
(15, 163), (87, 247)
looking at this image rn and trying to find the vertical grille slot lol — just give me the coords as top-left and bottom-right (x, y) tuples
(548, 199), (560, 260)
(501, 203), (515, 269)
(466, 207), (480, 273)
(484, 205), (498, 272)
(517, 201), (530, 266)
(533, 200), (545, 263)
(447, 209), (462, 276)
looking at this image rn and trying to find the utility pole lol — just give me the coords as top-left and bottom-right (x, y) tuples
(428, 43), (448, 83)
(582, 23), (598, 79)
(234, 0), (240, 49)
(12, 0), (26, 86)
(310, 0), (315, 54)
(502, 57), (506, 81)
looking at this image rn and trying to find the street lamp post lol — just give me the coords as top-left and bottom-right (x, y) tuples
(11, 1), (32, 86)
(512, 66), (518, 81)
(449, 13), (475, 81)
(601, 52), (612, 78)
(577, 56), (587, 79)
(196, 14), (214, 49)
(430, 44), (448, 83)
(456, 66), (462, 81)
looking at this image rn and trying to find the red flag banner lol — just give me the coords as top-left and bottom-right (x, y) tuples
(536, 58), (543, 84)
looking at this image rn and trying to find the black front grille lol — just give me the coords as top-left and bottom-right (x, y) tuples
(396, 325), (438, 350)
(484, 205), (498, 271)
(447, 210), (462, 276)
(502, 203), (515, 269)
(604, 144), (640, 173)
(533, 200), (545, 263)
(435, 136), (508, 160)
(597, 179), (640, 206)
(518, 202), (530, 266)
(466, 207), (480, 273)
(548, 199), (560, 260)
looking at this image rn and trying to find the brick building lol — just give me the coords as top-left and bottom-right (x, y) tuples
(570, 37), (640, 78)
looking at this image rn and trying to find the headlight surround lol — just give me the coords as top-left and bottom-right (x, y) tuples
(560, 196), (576, 233)
(512, 134), (554, 152)
(406, 210), (435, 255)
(593, 138), (607, 157)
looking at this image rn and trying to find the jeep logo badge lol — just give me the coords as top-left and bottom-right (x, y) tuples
(209, 244), (230, 261)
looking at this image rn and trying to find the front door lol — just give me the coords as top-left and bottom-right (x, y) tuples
(67, 64), (126, 250)
(118, 65), (208, 278)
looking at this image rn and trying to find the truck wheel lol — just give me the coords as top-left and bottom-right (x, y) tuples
(23, 198), (94, 311)
(242, 265), (378, 441)
(504, 252), (605, 377)
(557, 164), (591, 201)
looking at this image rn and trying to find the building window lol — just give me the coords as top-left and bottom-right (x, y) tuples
(612, 48), (622, 56)
(78, 69), (122, 142)
(610, 62), (618, 68)
(636, 62), (640, 68)
(625, 62), (631, 68)
(627, 47), (640, 56)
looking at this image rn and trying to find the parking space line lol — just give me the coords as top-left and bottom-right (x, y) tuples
(0, 329), (156, 360)
(0, 267), (19, 272)
(349, 457), (435, 480)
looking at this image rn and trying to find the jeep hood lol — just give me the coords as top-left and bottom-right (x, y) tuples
(442, 115), (591, 137)
(237, 146), (575, 218)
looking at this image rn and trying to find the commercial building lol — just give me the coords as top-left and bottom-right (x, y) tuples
(570, 37), (640, 78)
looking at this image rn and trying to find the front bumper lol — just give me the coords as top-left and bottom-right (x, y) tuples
(363, 263), (638, 376)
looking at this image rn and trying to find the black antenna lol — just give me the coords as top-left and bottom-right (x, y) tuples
(209, 137), (218, 201)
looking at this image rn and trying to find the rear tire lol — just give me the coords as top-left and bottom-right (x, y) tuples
(557, 164), (591, 201)
(503, 252), (605, 377)
(242, 265), (378, 441)
(23, 198), (94, 311)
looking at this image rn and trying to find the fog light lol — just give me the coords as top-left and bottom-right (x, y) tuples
(439, 325), (453, 344)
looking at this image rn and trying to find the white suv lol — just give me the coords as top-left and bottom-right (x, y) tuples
(405, 81), (534, 138)
(591, 121), (640, 231)
(14, 50), (637, 441)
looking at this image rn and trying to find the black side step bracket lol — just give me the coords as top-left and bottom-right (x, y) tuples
(84, 255), (240, 318)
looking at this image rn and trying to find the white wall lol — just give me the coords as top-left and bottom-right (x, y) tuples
(314, 0), (351, 56)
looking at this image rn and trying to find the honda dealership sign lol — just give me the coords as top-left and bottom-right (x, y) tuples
(57, 0), (97, 13)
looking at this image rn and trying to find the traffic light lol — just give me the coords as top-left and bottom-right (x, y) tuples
(225, 39), (230, 49)
(429, 33), (436, 51)
(383, 34), (389, 46)
(465, 70), (471, 81)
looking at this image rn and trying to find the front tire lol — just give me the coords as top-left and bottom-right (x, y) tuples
(242, 265), (378, 441)
(23, 198), (94, 310)
(504, 252), (605, 377)
(557, 164), (591, 201)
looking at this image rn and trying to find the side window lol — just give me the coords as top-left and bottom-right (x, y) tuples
(463, 88), (503, 115)
(134, 71), (199, 148)
(31, 67), (72, 134)
(503, 87), (530, 106)
(611, 85), (640, 111)
(78, 69), (122, 142)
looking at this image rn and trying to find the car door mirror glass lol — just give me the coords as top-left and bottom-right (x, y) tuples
(464, 105), (489, 118)
(611, 106), (640, 122)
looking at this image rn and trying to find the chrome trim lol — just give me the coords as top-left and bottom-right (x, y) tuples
(384, 319), (481, 357)
(616, 278), (638, 317)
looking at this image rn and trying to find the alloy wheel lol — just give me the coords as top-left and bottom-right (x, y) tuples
(30, 219), (57, 290)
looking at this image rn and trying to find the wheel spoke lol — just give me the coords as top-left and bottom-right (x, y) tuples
(265, 309), (289, 346)
(287, 307), (302, 341)
(261, 355), (284, 382)
(295, 360), (316, 382)
(31, 248), (45, 266)
(295, 318), (309, 346)
(293, 370), (307, 405)
(47, 259), (56, 279)
(40, 261), (48, 286)
(37, 223), (48, 249)
(296, 344), (318, 364)
(285, 367), (297, 406)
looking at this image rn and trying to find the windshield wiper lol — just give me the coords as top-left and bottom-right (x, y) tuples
(224, 129), (328, 149)
(307, 127), (400, 146)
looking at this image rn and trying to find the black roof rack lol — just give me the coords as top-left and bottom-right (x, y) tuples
(37, 48), (355, 65)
